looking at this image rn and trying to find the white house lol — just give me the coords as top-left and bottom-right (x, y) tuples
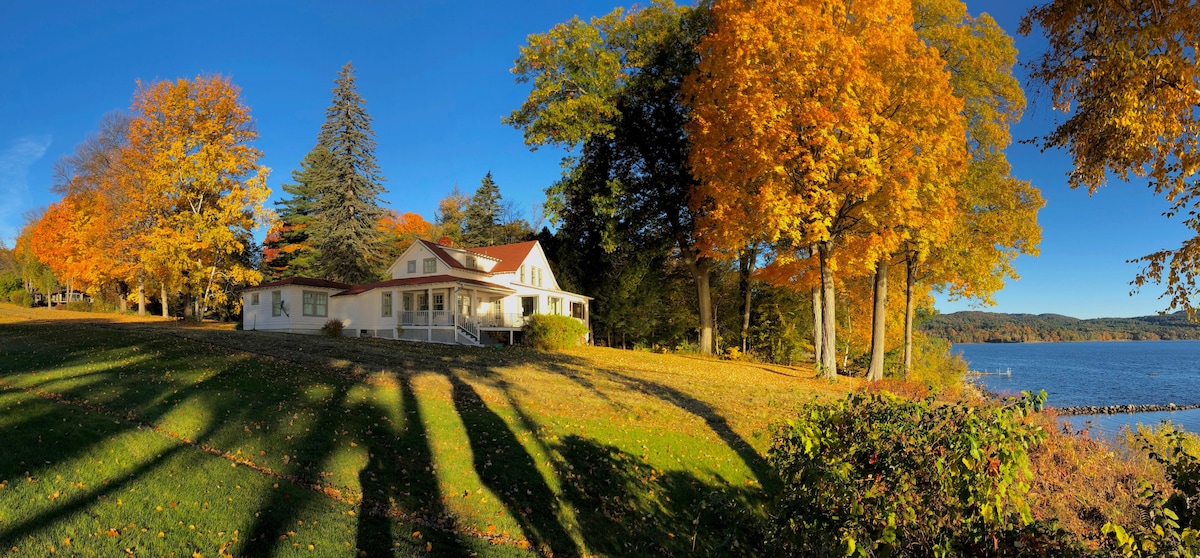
(241, 239), (590, 346)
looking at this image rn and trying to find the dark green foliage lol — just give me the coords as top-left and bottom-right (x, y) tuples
(320, 319), (344, 338)
(263, 147), (328, 279)
(921, 310), (1200, 343)
(8, 290), (32, 307)
(463, 172), (503, 248)
(0, 271), (21, 298)
(766, 391), (1093, 557)
(312, 62), (387, 284)
(1104, 426), (1200, 556)
(522, 314), (588, 350)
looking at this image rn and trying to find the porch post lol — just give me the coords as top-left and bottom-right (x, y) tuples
(426, 287), (433, 342)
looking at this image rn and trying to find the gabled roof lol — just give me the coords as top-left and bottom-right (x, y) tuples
(332, 275), (515, 296)
(245, 277), (350, 292)
(467, 240), (538, 272)
(417, 239), (474, 272)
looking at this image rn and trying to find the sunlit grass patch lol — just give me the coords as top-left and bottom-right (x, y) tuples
(0, 311), (832, 556)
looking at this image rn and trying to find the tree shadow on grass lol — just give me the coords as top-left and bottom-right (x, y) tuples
(354, 373), (470, 557)
(552, 434), (766, 557)
(448, 372), (580, 557)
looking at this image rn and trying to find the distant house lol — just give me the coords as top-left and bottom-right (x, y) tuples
(241, 239), (590, 346)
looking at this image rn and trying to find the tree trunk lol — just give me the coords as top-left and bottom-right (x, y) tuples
(903, 254), (915, 379)
(867, 256), (889, 382)
(738, 247), (757, 353)
(161, 285), (169, 318)
(137, 275), (146, 316)
(684, 251), (715, 355)
(812, 284), (823, 365)
(818, 242), (837, 378)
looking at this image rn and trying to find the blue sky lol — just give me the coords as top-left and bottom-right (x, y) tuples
(1, 1), (1191, 319)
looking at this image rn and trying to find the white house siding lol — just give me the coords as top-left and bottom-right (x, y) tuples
(336, 289), (399, 338)
(242, 285), (344, 334)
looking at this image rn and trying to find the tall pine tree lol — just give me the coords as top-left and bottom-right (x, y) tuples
(313, 62), (387, 284)
(463, 172), (502, 247)
(263, 145), (331, 279)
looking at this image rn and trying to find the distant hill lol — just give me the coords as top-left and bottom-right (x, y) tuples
(919, 310), (1200, 344)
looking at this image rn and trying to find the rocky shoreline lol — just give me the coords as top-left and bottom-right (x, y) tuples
(1055, 403), (1200, 416)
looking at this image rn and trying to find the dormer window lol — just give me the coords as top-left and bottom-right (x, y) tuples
(466, 255), (477, 269)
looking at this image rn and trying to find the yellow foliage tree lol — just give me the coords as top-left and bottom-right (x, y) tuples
(686, 0), (966, 378)
(125, 76), (270, 321)
(1021, 0), (1200, 313)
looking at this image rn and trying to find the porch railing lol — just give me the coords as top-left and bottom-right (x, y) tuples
(399, 310), (452, 326)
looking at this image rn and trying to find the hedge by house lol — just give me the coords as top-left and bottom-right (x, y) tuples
(522, 314), (588, 350)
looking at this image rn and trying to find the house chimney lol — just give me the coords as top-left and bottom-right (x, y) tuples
(437, 236), (454, 247)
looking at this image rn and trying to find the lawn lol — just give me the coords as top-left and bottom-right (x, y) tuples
(0, 304), (858, 556)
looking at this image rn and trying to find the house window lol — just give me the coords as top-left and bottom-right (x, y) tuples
(423, 258), (436, 273)
(382, 292), (393, 317)
(302, 291), (328, 317)
(466, 255), (476, 269)
(549, 297), (563, 315)
(519, 265), (526, 283)
(433, 294), (444, 311)
(521, 296), (537, 317)
(406, 260), (416, 274)
(403, 293), (413, 312)
(271, 291), (282, 317)
(491, 299), (502, 317)
(251, 292), (260, 305)
(535, 267), (543, 287)
(571, 301), (585, 320)
(418, 293), (429, 311)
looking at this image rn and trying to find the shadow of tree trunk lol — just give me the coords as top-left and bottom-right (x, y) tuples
(447, 373), (579, 556)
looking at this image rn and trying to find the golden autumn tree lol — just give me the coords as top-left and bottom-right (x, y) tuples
(897, 0), (1044, 375)
(1021, 0), (1200, 314)
(686, 0), (966, 379)
(124, 76), (269, 321)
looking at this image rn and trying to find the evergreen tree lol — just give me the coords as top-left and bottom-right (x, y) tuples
(463, 172), (502, 247)
(263, 145), (330, 279)
(313, 62), (387, 284)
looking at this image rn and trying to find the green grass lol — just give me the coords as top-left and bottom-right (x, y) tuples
(0, 305), (856, 556)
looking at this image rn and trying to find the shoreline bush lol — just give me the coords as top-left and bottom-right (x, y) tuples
(766, 391), (1098, 556)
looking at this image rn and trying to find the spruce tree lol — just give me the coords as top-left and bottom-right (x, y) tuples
(313, 62), (387, 284)
(264, 146), (331, 279)
(463, 172), (503, 247)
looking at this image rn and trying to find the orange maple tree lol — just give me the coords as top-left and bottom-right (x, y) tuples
(685, 0), (966, 378)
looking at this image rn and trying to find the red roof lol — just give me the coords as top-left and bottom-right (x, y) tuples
(467, 240), (537, 272)
(245, 277), (350, 291)
(332, 275), (514, 296)
(417, 239), (472, 271)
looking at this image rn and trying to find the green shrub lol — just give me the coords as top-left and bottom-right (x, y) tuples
(0, 271), (21, 297)
(1103, 424), (1200, 556)
(320, 319), (344, 337)
(522, 314), (588, 350)
(766, 391), (1091, 556)
(7, 290), (32, 307)
(64, 300), (119, 313)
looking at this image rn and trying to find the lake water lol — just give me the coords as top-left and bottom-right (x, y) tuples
(953, 340), (1200, 436)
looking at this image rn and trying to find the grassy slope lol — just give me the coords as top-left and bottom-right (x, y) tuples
(0, 305), (858, 557)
